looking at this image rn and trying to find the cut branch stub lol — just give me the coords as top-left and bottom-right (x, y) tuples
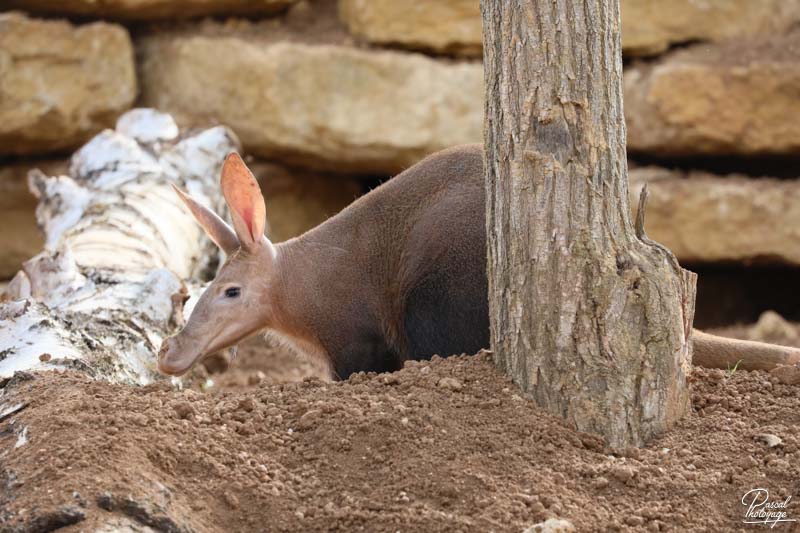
(635, 183), (649, 240)
(0, 109), (240, 383)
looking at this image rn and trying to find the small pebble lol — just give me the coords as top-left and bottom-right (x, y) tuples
(610, 465), (636, 483)
(172, 401), (194, 420)
(437, 377), (463, 391)
(624, 516), (645, 527)
(769, 365), (800, 385)
(523, 518), (576, 533)
(296, 409), (322, 430)
(223, 491), (239, 509)
(382, 373), (400, 385)
(238, 398), (256, 412)
(755, 433), (782, 448)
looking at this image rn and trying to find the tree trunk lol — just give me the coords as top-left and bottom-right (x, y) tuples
(482, 0), (697, 447)
(0, 109), (238, 384)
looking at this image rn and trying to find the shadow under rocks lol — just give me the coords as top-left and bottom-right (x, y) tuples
(691, 264), (800, 329)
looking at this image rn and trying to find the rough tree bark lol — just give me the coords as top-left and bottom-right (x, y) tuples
(482, 0), (697, 447)
(0, 109), (238, 384)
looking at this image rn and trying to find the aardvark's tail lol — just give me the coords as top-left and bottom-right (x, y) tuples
(692, 329), (800, 371)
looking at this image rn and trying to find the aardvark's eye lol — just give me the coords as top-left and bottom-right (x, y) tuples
(225, 287), (241, 298)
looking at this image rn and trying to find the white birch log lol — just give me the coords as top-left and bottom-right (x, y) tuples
(0, 109), (239, 384)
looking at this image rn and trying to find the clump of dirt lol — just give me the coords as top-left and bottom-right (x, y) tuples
(183, 337), (330, 392)
(1, 333), (799, 532)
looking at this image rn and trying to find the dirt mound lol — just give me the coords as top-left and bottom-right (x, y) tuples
(2, 335), (799, 532)
(182, 337), (331, 392)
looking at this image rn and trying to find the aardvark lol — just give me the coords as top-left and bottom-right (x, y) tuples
(158, 146), (800, 379)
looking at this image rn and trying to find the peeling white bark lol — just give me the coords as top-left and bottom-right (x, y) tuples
(0, 109), (239, 384)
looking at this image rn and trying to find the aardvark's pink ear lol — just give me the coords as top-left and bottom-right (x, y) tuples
(220, 152), (266, 250)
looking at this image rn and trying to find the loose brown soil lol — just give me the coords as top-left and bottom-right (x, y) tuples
(1, 323), (799, 533)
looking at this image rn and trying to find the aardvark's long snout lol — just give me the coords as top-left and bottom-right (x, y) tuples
(158, 336), (201, 376)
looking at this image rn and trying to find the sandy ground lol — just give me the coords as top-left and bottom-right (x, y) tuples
(1, 319), (799, 532)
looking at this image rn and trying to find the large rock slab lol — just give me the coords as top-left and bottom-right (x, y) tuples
(338, 0), (481, 56)
(625, 33), (800, 156)
(630, 167), (800, 265)
(0, 161), (66, 280)
(337, 0), (800, 58)
(622, 0), (800, 56)
(1, 0), (293, 20)
(0, 13), (136, 156)
(139, 35), (482, 174)
(249, 161), (362, 242)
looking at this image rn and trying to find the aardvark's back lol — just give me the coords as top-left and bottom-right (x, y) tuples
(298, 144), (489, 375)
(394, 144), (489, 361)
